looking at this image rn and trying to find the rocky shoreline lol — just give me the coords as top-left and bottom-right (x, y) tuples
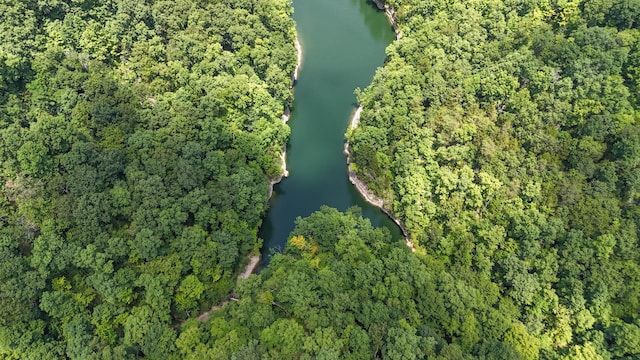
(196, 37), (302, 323)
(268, 37), (302, 199)
(344, 107), (414, 250)
(372, 0), (402, 40)
(342, 2), (413, 250)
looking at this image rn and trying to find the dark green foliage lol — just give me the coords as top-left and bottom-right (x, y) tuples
(0, 0), (295, 357)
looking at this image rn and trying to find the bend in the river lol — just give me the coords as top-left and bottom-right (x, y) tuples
(258, 0), (400, 268)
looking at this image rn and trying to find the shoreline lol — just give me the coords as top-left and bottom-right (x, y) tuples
(344, 106), (414, 250)
(193, 37), (303, 324)
(343, 2), (411, 249)
(268, 36), (302, 199)
(371, 0), (402, 40)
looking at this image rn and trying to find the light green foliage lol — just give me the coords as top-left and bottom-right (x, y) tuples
(176, 275), (205, 313)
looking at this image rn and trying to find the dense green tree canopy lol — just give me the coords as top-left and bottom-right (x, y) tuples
(0, 0), (296, 357)
(2, 0), (640, 358)
(348, 0), (640, 357)
(178, 207), (509, 359)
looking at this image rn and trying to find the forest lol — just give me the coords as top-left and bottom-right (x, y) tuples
(347, 0), (640, 358)
(0, 0), (296, 357)
(1, 0), (640, 358)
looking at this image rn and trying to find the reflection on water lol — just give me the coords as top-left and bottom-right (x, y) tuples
(258, 0), (397, 269)
(351, 0), (394, 41)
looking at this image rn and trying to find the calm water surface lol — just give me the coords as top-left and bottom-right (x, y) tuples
(259, 0), (398, 266)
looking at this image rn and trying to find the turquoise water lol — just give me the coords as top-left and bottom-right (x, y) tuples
(259, 0), (398, 266)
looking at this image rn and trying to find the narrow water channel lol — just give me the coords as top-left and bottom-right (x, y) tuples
(258, 0), (399, 267)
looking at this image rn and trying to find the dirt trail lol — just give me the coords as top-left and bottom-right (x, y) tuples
(239, 255), (260, 279)
(192, 255), (261, 323)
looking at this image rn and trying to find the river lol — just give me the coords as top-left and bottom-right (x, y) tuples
(258, 0), (399, 267)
